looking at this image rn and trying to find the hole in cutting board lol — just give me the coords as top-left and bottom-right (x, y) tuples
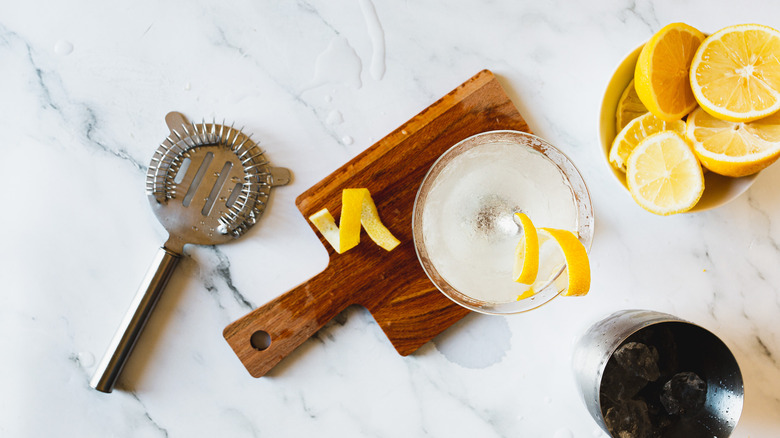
(250, 330), (271, 351)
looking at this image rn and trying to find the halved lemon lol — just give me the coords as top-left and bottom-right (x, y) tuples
(626, 131), (705, 215)
(686, 107), (780, 176)
(635, 22), (706, 121)
(616, 79), (649, 132)
(610, 112), (686, 172)
(691, 24), (780, 122)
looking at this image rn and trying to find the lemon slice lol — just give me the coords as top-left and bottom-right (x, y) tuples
(626, 131), (705, 215)
(635, 22), (706, 121)
(538, 228), (591, 297)
(691, 24), (780, 122)
(686, 107), (780, 176)
(309, 188), (400, 253)
(610, 112), (686, 172)
(616, 79), (649, 132)
(512, 212), (539, 285)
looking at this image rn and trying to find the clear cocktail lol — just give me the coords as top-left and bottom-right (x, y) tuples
(412, 130), (593, 314)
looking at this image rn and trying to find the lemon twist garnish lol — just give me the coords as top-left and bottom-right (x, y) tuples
(538, 228), (591, 297)
(512, 212), (539, 285)
(516, 287), (536, 301)
(309, 188), (400, 253)
(512, 213), (591, 300)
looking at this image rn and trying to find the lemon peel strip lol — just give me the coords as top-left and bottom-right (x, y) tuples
(356, 189), (401, 251)
(512, 213), (591, 300)
(539, 228), (591, 297)
(338, 188), (364, 252)
(512, 212), (539, 285)
(516, 287), (536, 301)
(309, 209), (342, 252)
(309, 188), (400, 254)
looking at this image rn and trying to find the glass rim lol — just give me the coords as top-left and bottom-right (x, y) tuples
(411, 130), (594, 315)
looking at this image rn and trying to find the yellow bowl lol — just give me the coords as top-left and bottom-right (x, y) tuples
(598, 44), (758, 212)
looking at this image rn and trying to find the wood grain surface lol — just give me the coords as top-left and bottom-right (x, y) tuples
(223, 69), (532, 378)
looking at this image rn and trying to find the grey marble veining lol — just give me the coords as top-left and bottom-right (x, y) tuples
(2, 0), (780, 436)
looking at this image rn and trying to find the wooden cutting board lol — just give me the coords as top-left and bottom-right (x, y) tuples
(223, 69), (531, 377)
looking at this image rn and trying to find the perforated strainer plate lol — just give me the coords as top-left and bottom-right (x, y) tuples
(146, 111), (290, 252)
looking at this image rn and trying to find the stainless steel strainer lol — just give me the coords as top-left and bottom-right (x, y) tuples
(91, 111), (290, 393)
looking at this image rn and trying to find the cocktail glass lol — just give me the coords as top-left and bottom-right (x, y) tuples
(412, 130), (594, 314)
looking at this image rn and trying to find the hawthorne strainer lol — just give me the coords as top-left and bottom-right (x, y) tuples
(91, 111), (290, 392)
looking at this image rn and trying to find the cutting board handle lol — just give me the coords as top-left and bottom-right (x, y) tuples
(223, 268), (346, 377)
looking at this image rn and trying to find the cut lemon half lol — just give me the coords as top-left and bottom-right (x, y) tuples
(538, 228), (591, 297)
(635, 22), (706, 121)
(512, 212), (539, 285)
(610, 112), (686, 172)
(616, 79), (649, 132)
(686, 107), (780, 176)
(691, 24), (780, 122)
(626, 131), (705, 215)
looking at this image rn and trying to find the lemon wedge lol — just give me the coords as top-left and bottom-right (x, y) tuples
(512, 212), (539, 285)
(616, 79), (649, 132)
(686, 107), (780, 176)
(626, 131), (705, 215)
(691, 24), (780, 122)
(635, 22), (706, 121)
(610, 112), (686, 172)
(538, 228), (591, 297)
(309, 188), (400, 253)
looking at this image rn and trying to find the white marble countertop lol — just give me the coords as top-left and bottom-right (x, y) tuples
(3, 1), (780, 436)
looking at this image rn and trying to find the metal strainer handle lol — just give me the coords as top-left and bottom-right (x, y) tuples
(90, 247), (180, 393)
